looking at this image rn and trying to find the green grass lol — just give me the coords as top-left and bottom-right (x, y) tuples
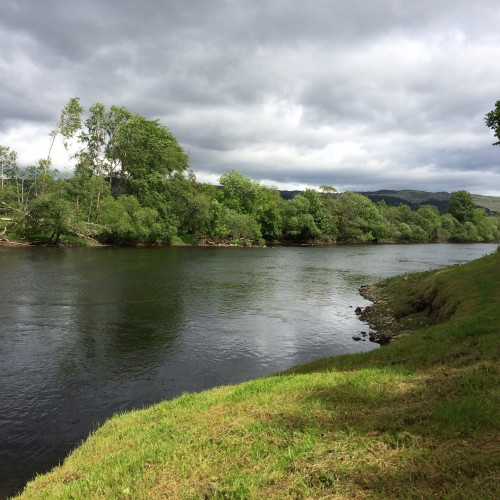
(17, 250), (500, 499)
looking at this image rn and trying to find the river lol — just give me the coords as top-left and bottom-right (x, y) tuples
(0, 243), (496, 497)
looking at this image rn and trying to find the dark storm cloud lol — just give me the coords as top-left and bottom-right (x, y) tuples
(1, 0), (500, 193)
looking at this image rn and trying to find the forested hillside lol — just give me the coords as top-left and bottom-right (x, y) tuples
(1, 99), (499, 246)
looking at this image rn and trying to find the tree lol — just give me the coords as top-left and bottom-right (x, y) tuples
(447, 190), (475, 224)
(398, 222), (413, 241)
(17, 183), (73, 243)
(217, 171), (287, 240)
(302, 188), (336, 237)
(335, 192), (388, 242)
(72, 101), (188, 195)
(485, 100), (500, 146)
(254, 186), (284, 240)
(76, 103), (132, 182)
(285, 213), (321, 240)
(99, 195), (170, 244)
(115, 115), (189, 184)
(0, 145), (17, 191)
(47, 97), (83, 172)
(439, 213), (459, 240)
(218, 170), (261, 214)
(416, 205), (441, 240)
(66, 174), (111, 223)
(319, 185), (336, 198)
(283, 195), (321, 241)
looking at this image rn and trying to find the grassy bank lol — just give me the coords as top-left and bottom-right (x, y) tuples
(17, 250), (499, 499)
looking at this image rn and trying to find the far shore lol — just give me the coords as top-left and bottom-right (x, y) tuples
(1, 238), (499, 249)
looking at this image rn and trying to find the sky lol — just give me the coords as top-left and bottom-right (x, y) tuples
(1, 0), (500, 195)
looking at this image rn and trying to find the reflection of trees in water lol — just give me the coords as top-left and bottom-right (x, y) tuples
(60, 248), (185, 382)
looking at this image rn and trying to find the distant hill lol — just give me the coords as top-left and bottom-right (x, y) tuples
(470, 194), (500, 214)
(279, 190), (302, 200)
(279, 189), (500, 215)
(358, 190), (500, 215)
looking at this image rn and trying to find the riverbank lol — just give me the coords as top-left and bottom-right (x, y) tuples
(355, 270), (440, 345)
(16, 249), (500, 498)
(0, 239), (31, 247)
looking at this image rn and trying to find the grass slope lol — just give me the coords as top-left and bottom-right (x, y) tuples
(18, 251), (500, 499)
(472, 194), (500, 214)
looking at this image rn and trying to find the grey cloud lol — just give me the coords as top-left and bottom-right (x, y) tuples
(1, 0), (500, 194)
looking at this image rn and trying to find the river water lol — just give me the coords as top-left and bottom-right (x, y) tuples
(0, 243), (496, 497)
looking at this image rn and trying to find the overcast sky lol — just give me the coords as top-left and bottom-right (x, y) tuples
(1, 0), (500, 194)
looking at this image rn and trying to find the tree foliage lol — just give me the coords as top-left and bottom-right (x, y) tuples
(447, 190), (476, 224)
(47, 97), (83, 171)
(485, 100), (500, 146)
(1, 99), (500, 246)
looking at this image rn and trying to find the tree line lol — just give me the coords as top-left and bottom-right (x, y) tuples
(1, 98), (499, 246)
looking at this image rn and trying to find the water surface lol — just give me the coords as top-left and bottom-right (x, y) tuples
(0, 243), (496, 497)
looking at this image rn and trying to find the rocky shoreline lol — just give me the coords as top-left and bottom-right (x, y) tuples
(354, 283), (401, 345)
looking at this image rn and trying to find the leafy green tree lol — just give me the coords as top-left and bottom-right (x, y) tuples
(222, 209), (262, 241)
(335, 192), (388, 242)
(206, 199), (227, 239)
(47, 97), (83, 172)
(485, 100), (500, 146)
(69, 100), (190, 241)
(285, 213), (321, 240)
(180, 191), (214, 239)
(302, 188), (336, 237)
(416, 205), (441, 241)
(217, 171), (285, 241)
(99, 195), (169, 244)
(20, 160), (60, 200)
(205, 199), (261, 241)
(398, 222), (413, 241)
(283, 195), (321, 240)
(70, 100), (188, 201)
(109, 115), (190, 230)
(98, 196), (134, 242)
(476, 215), (500, 242)
(76, 102), (110, 177)
(447, 190), (476, 224)
(75, 103), (132, 185)
(463, 221), (479, 241)
(155, 170), (198, 226)
(449, 220), (480, 242)
(218, 170), (261, 214)
(254, 186), (284, 240)
(17, 182), (73, 243)
(439, 213), (459, 240)
(116, 115), (189, 184)
(417, 205), (440, 227)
